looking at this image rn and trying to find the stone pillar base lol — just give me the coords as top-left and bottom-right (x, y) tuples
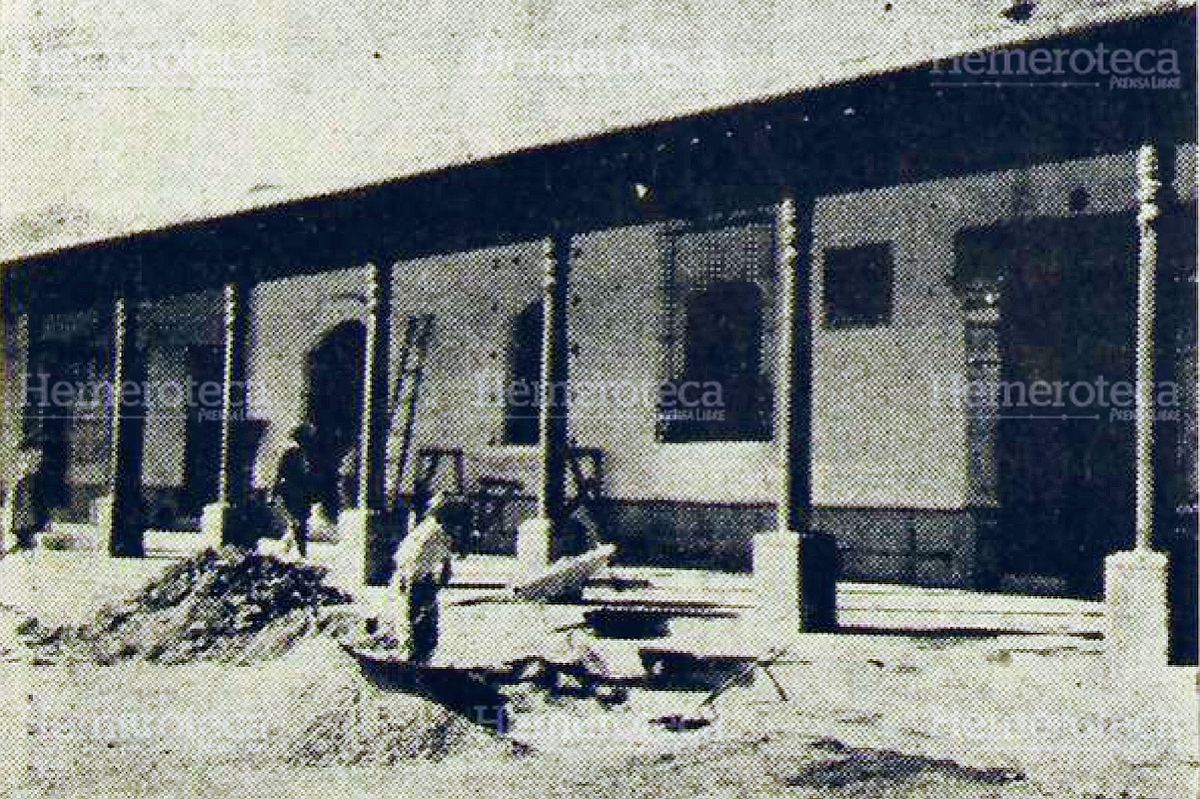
(200, 502), (234, 549)
(1105, 549), (1170, 680)
(515, 517), (552, 581)
(335, 509), (382, 592)
(92, 495), (115, 553)
(752, 531), (803, 647)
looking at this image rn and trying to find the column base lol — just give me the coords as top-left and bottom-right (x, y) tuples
(93, 493), (143, 557)
(515, 517), (552, 581)
(200, 502), (235, 549)
(1105, 548), (1170, 680)
(335, 509), (394, 591)
(92, 495), (115, 554)
(752, 531), (803, 647)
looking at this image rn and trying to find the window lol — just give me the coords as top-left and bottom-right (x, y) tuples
(503, 300), (542, 445)
(822, 243), (894, 328)
(660, 219), (775, 442)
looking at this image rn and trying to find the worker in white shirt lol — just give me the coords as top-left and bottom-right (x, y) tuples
(388, 491), (453, 665)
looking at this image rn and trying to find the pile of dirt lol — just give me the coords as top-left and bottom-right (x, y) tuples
(282, 641), (516, 765)
(23, 548), (353, 664)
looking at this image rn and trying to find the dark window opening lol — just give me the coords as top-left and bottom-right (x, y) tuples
(823, 243), (894, 328)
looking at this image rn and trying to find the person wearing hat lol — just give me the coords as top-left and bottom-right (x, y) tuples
(271, 423), (317, 557)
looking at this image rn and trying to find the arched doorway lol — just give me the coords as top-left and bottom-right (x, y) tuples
(303, 320), (366, 516)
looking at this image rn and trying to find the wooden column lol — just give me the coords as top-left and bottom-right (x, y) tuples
(202, 281), (251, 546)
(0, 280), (9, 555)
(962, 281), (1003, 588)
(358, 261), (392, 513)
(537, 233), (571, 525)
(515, 231), (571, 576)
(1135, 143), (1161, 551)
(775, 194), (814, 534)
(753, 191), (819, 640)
(337, 261), (393, 587)
(217, 282), (249, 505)
(1103, 143), (1170, 675)
(102, 291), (146, 557)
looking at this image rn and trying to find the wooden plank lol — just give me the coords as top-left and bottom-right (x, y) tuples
(511, 544), (615, 601)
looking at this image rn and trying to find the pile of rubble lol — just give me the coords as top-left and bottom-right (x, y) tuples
(283, 642), (516, 765)
(22, 548), (353, 664)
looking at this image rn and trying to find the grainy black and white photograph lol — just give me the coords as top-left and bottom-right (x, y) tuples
(0, 0), (1197, 796)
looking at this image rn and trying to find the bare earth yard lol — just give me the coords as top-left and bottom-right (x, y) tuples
(1, 545), (1196, 799)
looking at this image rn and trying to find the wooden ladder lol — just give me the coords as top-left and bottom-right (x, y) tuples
(387, 314), (436, 514)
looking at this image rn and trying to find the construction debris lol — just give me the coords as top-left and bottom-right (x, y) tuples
(23, 548), (352, 664)
(511, 543), (616, 602)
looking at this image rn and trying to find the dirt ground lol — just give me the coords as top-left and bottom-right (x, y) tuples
(1, 550), (1197, 799)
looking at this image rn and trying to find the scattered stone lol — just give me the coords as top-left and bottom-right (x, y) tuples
(511, 544), (616, 602)
(649, 713), (713, 732)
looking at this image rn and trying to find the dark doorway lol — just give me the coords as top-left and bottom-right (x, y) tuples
(664, 281), (770, 442)
(303, 321), (366, 517)
(994, 214), (1138, 597)
(180, 344), (223, 518)
(503, 300), (542, 445)
(25, 339), (78, 520)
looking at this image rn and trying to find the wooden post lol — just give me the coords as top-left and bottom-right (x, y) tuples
(337, 261), (393, 587)
(538, 233), (570, 524)
(753, 192), (818, 640)
(101, 292), (146, 557)
(963, 282), (1003, 588)
(0, 280), (8, 555)
(516, 232), (571, 576)
(201, 281), (250, 547)
(1135, 143), (1161, 551)
(775, 194), (814, 534)
(358, 261), (392, 514)
(1104, 143), (1170, 676)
